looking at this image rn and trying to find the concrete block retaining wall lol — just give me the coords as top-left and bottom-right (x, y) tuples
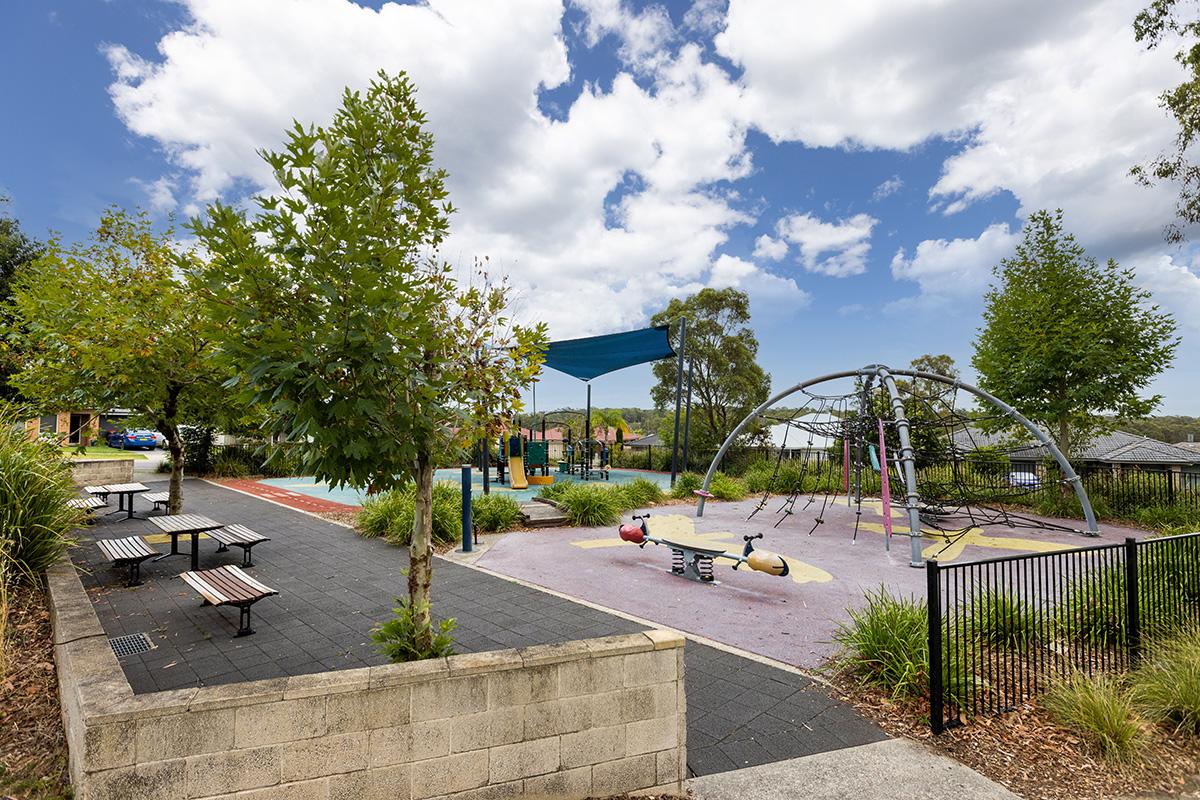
(69, 458), (135, 487)
(48, 559), (687, 799)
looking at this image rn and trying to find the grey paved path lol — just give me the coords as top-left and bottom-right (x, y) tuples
(689, 739), (1020, 800)
(71, 479), (883, 777)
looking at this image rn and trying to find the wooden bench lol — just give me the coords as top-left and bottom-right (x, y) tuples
(96, 536), (159, 587)
(180, 565), (278, 637)
(207, 524), (270, 567)
(144, 491), (171, 513)
(68, 496), (107, 513)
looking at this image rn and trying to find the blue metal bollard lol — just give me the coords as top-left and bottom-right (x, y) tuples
(460, 464), (473, 553)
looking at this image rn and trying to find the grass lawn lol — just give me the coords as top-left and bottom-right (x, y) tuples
(59, 443), (148, 460)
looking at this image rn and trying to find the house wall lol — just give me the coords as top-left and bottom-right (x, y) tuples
(24, 411), (100, 444)
(47, 559), (687, 800)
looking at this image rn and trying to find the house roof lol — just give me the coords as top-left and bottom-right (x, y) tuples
(953, 427), (1200, 465)
(1173, 440), (1200, 454)
(626, 433), (662, 447)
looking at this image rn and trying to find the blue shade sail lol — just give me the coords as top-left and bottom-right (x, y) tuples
(542, 325), (676, 382)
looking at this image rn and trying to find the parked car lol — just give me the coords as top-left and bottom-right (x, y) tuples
(107, 429), (158, 450)
(1007, 470), (1041, 488)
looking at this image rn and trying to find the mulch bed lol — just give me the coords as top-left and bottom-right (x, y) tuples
(0, 583), (69, 800)
(831, 678), (1200, 800)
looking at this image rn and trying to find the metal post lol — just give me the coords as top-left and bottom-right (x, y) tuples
(670, 318), (687, 487)
(482, 439), (490, 495)
(584, 384), (592, 480)
(460, 465), (473, 553)
(1125, 537), (1141, 666)
(681, 359), (693, 473)
(878, 367), (925, 568)
(927, 560), (944, 735)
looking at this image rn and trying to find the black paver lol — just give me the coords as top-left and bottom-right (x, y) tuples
(72, 478), (884, 776)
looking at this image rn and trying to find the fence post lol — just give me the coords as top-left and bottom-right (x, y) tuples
(1124, 537), (1141, 666)
(927, 560), (944, 735)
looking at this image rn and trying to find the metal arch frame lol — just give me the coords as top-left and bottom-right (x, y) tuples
(695, 364), (1100, 567)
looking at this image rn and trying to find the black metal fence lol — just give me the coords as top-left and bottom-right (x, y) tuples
(927, 531), (1200, 733)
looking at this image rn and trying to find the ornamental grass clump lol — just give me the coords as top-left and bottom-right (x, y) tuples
(357, 481), (461, 545)
(1043, 673), (1145, 763)
(970, 589), (1041, 651)
(833, 587), (929, 700)
(670, 472), (703, 500)
(559, 483), (622, 527)
(0, 416), (80, 582)
(619, 477), (665, 509)
(708, 472), (747, 501)
(1130, 627), (1200, 734)
(472, 493), (523, 533)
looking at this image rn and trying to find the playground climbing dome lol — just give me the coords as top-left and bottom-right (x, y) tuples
(694, 364), (1100, 567)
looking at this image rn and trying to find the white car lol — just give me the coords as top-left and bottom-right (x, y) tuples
(1007, 470), (1041, 488)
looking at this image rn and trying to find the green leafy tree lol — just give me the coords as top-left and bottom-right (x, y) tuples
(650, 288), (770, 453)
(191, 71), (545, 651)
(0, 198), (43, 401)
(1133, 1), (1200, 242)
(3, 208), (227, 512)
(972, 210), (1179, 458)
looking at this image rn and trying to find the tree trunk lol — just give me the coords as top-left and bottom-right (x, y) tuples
(165, 426), (185, 514)
(408, 450), (435, 652)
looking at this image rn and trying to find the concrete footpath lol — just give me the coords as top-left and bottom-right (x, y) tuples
(688, 738), (1020, 800)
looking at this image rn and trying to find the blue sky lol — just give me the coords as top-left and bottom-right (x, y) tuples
(3, 0), (1198, 421)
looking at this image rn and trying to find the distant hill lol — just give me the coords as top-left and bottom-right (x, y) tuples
(1116, 416), (1200, 445)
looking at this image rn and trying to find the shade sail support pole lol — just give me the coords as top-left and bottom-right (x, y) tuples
(670, 318), (687, 487)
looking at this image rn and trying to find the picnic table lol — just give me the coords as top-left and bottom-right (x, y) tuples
(85, 482), (151, 520)
(149, 513), (224, 571)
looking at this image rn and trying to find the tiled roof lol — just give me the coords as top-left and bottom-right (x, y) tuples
(953, 427), (1200, 465)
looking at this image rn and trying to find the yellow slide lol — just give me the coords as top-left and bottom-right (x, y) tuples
(509, 456), (529, 490)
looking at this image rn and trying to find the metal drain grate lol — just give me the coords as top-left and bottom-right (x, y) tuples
(109, 633), (155, 658)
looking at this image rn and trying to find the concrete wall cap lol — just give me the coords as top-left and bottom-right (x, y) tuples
(447, 649), (523, 677)
(368, 657), (450, 688)
(189, 678), (289, 712)
(518, 640), (591, 667)
(285, 668), (372, 699)
(642, 629), (686, 650)
(584, 634), (654, 658)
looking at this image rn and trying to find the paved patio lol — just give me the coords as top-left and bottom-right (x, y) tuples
(70, 479), (883, 777)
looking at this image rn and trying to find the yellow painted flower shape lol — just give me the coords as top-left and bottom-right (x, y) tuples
(574, 514), (832, 584)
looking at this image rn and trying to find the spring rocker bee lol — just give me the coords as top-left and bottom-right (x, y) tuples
(617, 513), (790, 584)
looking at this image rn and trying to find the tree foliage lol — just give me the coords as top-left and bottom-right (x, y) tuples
(3, 208), (226, 512)
(0, 198), (43, 401)
(650, 288), (770, 453)
(191, 71), (545, 650)
(972, 210), (1179, 458)
(1133, 0), (1200, 242)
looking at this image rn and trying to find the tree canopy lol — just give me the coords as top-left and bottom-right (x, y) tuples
(3, 208), (227, 511)
(1133, 0), (1200, 242)
(0, 198), (43, 401)
(972, 209), (1179, 458)
(191, 71), (545, 651)
(650, 288), (770, 454)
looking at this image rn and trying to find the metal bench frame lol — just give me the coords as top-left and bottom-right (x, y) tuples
(180, 565), (278, 637)
(97, 536), (159, 587)
(207, 524), (270, 568)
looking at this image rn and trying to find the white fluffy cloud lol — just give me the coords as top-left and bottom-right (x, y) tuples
(776, 212), (877, 277)
(104, 0), (779, 335)
(708, 253), (811, 310)
(752, 234), (787, 261)
(872, 175), (903, 201)
(890, 223), (1019, 304)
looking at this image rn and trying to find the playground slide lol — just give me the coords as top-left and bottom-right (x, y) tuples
(509, 456), (529, 490)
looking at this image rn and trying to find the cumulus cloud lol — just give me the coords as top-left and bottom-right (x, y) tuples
(890, 223), (1019, 305)
(131, 175), (178, 213)
(104, 0), (759, 336)
(707, 253), (811, 310)
(776, 212), (877, 277)
(572, 0), (676, 73)
(752, 233), (787, 261)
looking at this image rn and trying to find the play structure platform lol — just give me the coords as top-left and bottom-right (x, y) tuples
(520, 500), (568, 529)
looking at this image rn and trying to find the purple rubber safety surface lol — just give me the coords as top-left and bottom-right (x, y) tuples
(477, 497), (1149, 669)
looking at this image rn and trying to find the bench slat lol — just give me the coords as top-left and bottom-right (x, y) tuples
(180, 566), (276, 607)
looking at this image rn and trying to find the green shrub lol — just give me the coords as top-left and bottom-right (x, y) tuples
(559, 483), (621, 527)
(670, 472), (703, 500)
(211, 454), (250, 479)
(1132, 505), (1200, 534)
(0, 418), (80, 583)
(357, 481), (461, 545)
(743, 462), (774, 494)
(970, 589), (1040, 651)
(537, 480), (572, 504)
(371, 598), (455, 662)
(834, 587), (929, 699)
(1044, 673), (1145, 763)
(1131, 628), (1200, 734)
(708, 472), (747, 501)
(156, 456), (173, 474)
(619, 478), (664, 509)
(1059, 564), (1127, 647)
(473, 493), (523, 533)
